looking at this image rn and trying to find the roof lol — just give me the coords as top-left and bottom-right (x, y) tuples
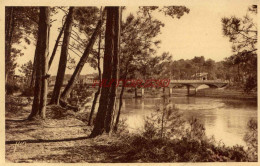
(50, 73), (97, 81)
(191, 72), (208, 77)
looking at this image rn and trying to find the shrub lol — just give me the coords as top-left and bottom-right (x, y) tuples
(185, 117), (207, 142)
(68, 84), (93, 106)
(143, 98), (185, 139)
(6, 83), (20, 95)
(244, 76), (257, 93)
(5, 96), (25, 117)
(244, 118), (258, 161)
(21, 87), (34, 97)
(114, 118), (129, 135)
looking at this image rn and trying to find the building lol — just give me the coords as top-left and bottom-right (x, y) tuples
(191, 72), (208, 80)
(48, 73), (97, 86)
(77, 74), (95, 84)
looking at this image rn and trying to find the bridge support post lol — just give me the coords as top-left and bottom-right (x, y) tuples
(141, 88), (144, 97)
(169, 87), (173, 96)
(187, 85), (190, 96)
(195, 88), (197, 95)
(134, 88), (138, 98)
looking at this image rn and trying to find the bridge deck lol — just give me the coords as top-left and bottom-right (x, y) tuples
(68, 79), (228, 86)
(170, 80), (228, 84)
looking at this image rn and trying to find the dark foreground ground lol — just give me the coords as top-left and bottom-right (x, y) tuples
(5, 96), (129, 163)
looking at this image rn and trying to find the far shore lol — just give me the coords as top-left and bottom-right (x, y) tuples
(117, 87), (257, 100)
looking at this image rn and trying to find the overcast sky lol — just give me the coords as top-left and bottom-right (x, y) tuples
(15, 2), (257, 76)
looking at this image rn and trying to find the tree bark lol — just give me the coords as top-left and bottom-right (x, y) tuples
(28, 36), (42, 119)
(28, 7), (50, 120)
(90, 7), (120, 137)
(135, 88), (138, 98)
(50, 7), (74, 105)
(30, 14), (67, 88)
(39, 8), (50, 119)
(60, 9), (106, 101)
(5, 7), (14, 83)
(48, 17), (67, 70)
(114, 68), (127, 132)
(30, 52), (37, 87)
(105, 7), (121, 133)
(88, 7), (103, 126)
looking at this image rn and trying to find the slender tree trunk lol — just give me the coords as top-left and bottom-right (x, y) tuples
(90, 7), (120, 137)
(48, 17), (67, 70)
(50, 7), (74, 105)
(88, 88), (100, 125)
(114, 67), (128, 132)
(237, 64), (240, 83)
(88, 7), (103, 126)
(39, 9), (50, 119)
(28, 42), (42, 119)
(30, 52), (37, 87)
(28, 7), (50, 120)
(5, 7), (14, 84)
(135, 88), (138, 98)
(61, 9), (106, 101)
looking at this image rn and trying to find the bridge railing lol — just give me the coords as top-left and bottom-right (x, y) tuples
(170, 80), (229, 84)
(77, 79), (229, 86)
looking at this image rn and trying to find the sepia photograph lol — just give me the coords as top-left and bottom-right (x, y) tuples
(3, 1), (258, 163)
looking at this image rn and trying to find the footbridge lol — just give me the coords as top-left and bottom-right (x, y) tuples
(168, 80), (228, 96)
(169, 80), (228, 88)
(81, 79), (228, 96)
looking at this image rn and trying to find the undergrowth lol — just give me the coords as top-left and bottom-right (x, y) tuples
(111, 97), (258, 162)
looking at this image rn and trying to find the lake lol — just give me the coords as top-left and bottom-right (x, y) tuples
(120, 96), (257, 147)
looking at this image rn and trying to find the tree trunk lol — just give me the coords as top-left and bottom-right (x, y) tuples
(28, 7), (50, 120)
(88, 7), (103, 126)
(28, 38), (42, 119)
(50, 7), (74, 105)
(60, 9), (106, 102)
(114, 69), (127, 132)
(30, 14), (67, 88)
(88, 88), (100, 126)
(237, 64), (240, 83)
(5, 7), (14, 84)
(48, 17), (67, 70)
(90, 7), (120, 137)
(105, 7), (121, 133)
(30, 52), (37, 87)
(39, 9), (50, 119)
(135, 88), (138, 98)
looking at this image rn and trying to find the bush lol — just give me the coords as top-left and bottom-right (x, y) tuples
(114, 118), (129, 135)
(5, 96), (26, 117)
(68, 84), (93, 106)
(6, 83), (20, 95)
(143, 99), (185, 139)
(21, 87), (34, 97)
(244, 76), (257, 93)
(244, 118), (258, 161)
(185, 117), (207, 142)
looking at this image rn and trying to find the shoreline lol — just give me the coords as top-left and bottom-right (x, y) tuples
(120, 88), (257, 100)
(195, 88), (257, 100)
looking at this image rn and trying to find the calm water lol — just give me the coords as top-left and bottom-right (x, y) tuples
(120, 97), (257, 146)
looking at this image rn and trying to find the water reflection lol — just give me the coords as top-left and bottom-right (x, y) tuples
(120, 97), (257, 146)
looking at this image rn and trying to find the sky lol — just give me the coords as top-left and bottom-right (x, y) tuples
(15, 2), (257, 76)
